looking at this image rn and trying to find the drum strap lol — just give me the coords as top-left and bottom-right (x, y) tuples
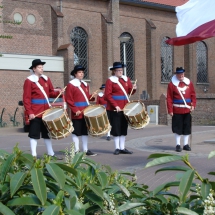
(116, 81), (130, 102)
(78, 86), (90, 105)
(176, 86), (191, 109)
(35, 82), (52, 107)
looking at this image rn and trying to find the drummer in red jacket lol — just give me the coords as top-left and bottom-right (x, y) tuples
(66, 65), (97, 156)
(167, 67), (196, 152)
(96, 84), (111, 141)
(23, 59), (62, 158)
(104, 62), (136, 155)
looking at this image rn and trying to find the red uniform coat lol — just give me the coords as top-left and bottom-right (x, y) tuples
(66, 79), (94, 119)
(96, 92), (107, 107)
(104, 75), (136, 111)
(23, 74), (59, 118)
(167, 75), (196, 114)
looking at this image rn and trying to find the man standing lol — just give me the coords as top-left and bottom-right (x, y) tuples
(23, 59), (62, 158)
(167, 67), (196, 152)
(66, 65), (97, 156)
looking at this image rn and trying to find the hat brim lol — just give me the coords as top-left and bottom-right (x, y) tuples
(29, 62), (46, 69)
(70, 67), (85, 76)
(110, 65), (126, 70)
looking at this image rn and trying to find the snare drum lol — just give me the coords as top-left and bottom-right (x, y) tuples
(123, 101), (150, 129)
(42, 107), (74, 140)
(83, 105), (111, 137)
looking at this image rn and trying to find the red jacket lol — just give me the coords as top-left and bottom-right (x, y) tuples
(66, 79), (94, 119)
(23, 74), (59, 118)
(104, 76), (136, 111)
(96, 92), (107, 107)
(167, 75), (196, 114)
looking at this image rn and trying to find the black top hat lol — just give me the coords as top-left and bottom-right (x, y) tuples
(176, 67), (185, 74)
(110, 62), (126, 70)
(71, 65), (85, 76)
(99, 84), (105, 90)
(29, 59), (46, 69)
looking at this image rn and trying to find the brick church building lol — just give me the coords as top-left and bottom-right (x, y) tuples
(0, 0), (215, 126)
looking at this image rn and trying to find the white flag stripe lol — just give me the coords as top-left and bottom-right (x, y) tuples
(176, 0), (215, 37)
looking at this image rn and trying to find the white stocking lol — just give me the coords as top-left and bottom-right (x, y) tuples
(30, 138), (37, 157)
(107, 131), (110, 137)
(183, 135), (189, 146)
(175, 133), (181, 146)
(44, 139), (54, 156)
(114, 136), (120, 149)
(72, 134), (79, 152)
(119, 135), (125, 150)
(81, 135), (88, 152)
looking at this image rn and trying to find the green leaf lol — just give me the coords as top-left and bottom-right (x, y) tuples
(116, 183), (130, 197)
(85, 192), (103, 208)
(65, 196), (77, 210)
(87, 184), (104, 200)
(20, 153), (34, 168)
(0, 202), (15, 215)
(177, 207), (199, 215)
(145, 155), (182, 168)
(179, 170), (195, 203)
(117, 202), (145, 213)
(46, 163), (65, 189)
(0, 154), (15, 182)
(201, 182), (212, 200)
(153, 181), (180, 196)
(42, 205), (60, 215)
(97, 172), (108, 189)
(208, 150), (215, 159)
(55, 163), (77, 176)
(64, 209), (84, 215)
(10, 172), (27, 197)
(7, 196), (41, 206)
(31, 168), (47, 205)
(72, 153), (84, 168)
(147, 153), (175, 159)
(155, 166), (190, 174)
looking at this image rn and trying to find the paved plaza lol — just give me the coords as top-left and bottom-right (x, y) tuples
(1, 124), (215, 191)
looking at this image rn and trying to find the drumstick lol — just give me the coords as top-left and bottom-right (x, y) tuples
(89, 90), (99, 100)
(129, 79), (137, 98)
(33, 110), (47, 118)
(52, 86), (67, 104)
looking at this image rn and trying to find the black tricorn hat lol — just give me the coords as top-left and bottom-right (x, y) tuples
(175, 67), (185, 74)
(29, 59), (46, 69)
(99, 84), (105, 90)
(70, 65), (85, 76)
(109, 62), (126, 70)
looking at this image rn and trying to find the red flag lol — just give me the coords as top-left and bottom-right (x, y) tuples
(166, 0), (215, 46)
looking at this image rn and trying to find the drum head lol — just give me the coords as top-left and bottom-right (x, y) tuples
(43, 108), (64, 121)
(84, 105), (104, 117)
(124, 102), (143, 116)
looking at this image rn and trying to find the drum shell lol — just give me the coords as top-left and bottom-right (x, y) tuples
(83, 105), (111, 137)
(123, 101), (150, 129)
(42, 107), (74, 140)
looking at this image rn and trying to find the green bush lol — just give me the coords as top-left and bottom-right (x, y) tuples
(0, 144), (215, 214)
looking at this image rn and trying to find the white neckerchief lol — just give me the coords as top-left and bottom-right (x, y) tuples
(109, 76), (130, 102)
(98, 92), (104, 97)
(27, 74), (51, 107)
(27, 74), (48, 82)
(69, 78), (89, 105)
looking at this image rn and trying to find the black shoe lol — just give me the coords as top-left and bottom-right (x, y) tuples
(113, 149), (120, 155)
(120, 148), (133, 154)
(106, 136), (111, 141)
(175, 145), (182, 152)
(183, 144), (191, 151)
(75, 150), (80, 154)
(86, 150), (97, 156)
